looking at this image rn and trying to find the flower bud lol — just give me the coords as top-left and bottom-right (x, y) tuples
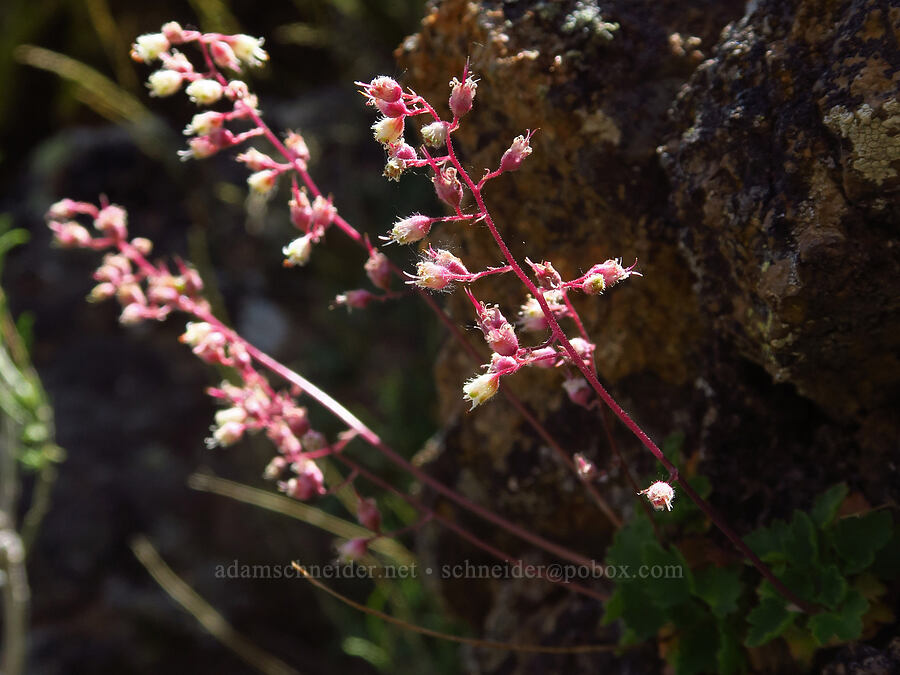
(334, 289), (376, 310)
(184, 111), (224, 136)
(212, 420), (246, 447)
(147, 69), (183, 97)
(263, 456), (288, 480)
(526, 258), (562, 289)
(639, 481), (675, 511)
(409, 261), (453, 291)
(499, 132), (534, 172)
(433, 167), (463, 208)
(376, 98), (409, 118)
(230, 35), (269, 67)
(563, 377), (592, 408)
(526, 346), (557, 368)
(119, 303), (145, 325)
(224, 80), (250, 100)
(566, 337), (595, 368)
(247, 169), (278, 196)
(383, 157), (405, 181)
(161, 22), (185, 44)
(489, 354), (519, 375)
(132, 33), (170, 62)
(449, 74), (478, 117)
(463, 372), (500, 410)
(211, 40), (240, 71)
(583, 258), (641, 291)
(185, 78), (224, 105)
(372, 116), (404, 145)
(337, 538), (369, 563)
(179, 135), (219, 161)
(215, 407), (247, 427)
(420, 121), (447, 147)
(311, 196), (336, 230)
(364, 251), (392, 291)
(49, 221), (93, 248)
(285, 131), (310, 163)
(236, 148), (275, 171)
(94, 205), (128, 239)
(366, 76), (402, 103)
(574, 453), (598, 481)
(356, 498), (381, 532)
(385, 215), (432, 245)
(283, 234), (313, 267)
(289, 191), (313, 231)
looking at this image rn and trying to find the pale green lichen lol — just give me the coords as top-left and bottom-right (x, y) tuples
(824, 98), (900, 185)
(562, 1), (619, 40)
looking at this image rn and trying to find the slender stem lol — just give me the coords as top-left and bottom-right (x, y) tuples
(443, 136), (816, 612)
(337, 454), (608, 601)
(191, 308), (600, 570)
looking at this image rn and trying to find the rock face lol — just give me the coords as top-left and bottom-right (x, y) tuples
(398, 0), (899, 670)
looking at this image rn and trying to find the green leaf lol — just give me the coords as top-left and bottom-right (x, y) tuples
(783, 510), (818, 568)
(830, 510), (894, 574)
(673, 615), (718, 675)
(810, 484), (848, 528)
(807, 589), (868, 645)
(870, 528), (900, 581)
(662, 431), (686, 461)
(614, 581), (668, 641)
(716, 620), (746, 675)
(745, 598), (797, 647)
(757, 566), (815, 605)
(744, 520), (790, 564)
(640, 543), (692, 609)
(605, 516), (656, 579)
(693, 565), (743, 618)
(812, 564), (847, 610)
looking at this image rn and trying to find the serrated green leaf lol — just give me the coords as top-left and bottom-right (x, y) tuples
(605, 516), (656, 581)
(717, 620), (746, 675)
(639, 543), (693, 609)
(811, 484), (848, 528)
(757, 566), (815, 604)
(693, 565), (743, 618)
(602, 585), (625, 625)
(830, 510), (893, 574)
(745, 598), (797, 647)
(616, 581), (668, 641)
(744, 520), (789, 564)
(807, 589), (868, 645)
(813, 564), (847, 609)
(784, 510), (818, 568)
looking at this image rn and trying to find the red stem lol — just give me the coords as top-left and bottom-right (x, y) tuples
(442, 133), (816, 613)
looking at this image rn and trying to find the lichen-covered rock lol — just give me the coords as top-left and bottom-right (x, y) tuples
(661, 0), (900, 427)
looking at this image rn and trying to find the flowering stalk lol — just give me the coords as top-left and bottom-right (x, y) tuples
(127, 22), (624, 529)
(46, 199), (609, 595)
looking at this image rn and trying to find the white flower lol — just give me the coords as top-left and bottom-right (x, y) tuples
(183, 111), (223, 136)
(283, 235), (313, 267)
(639, 481), (675, 511)
(371, 117), (404, 145)
(132, 33), (170, 62)
(247, 169), (278, 196)
(420, 121), (447, 147)
(185, 79), (224, 106)
(147, 70), (183, 97)
(230, 34), (269, 67)
(462, 372), (500, 410)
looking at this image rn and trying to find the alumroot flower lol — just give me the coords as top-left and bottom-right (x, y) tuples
(421, 121), (447, 147)
(462, 372), (500, 410)
(229, 34), (269, 67)
(639, 481), (675, 511)
(147, 69), (183, 97)
(449, 74), (478, 117)
(384, 215), (432, 245)
(372, 116), (404, 145)
(132, 33), (170, 62)
(185, 79), (224, 106)
(499, 131), (534, 172)
(283, 234), (313, 267)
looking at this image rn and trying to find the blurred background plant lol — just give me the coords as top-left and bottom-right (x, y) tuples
(0, 1), (480, 673)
